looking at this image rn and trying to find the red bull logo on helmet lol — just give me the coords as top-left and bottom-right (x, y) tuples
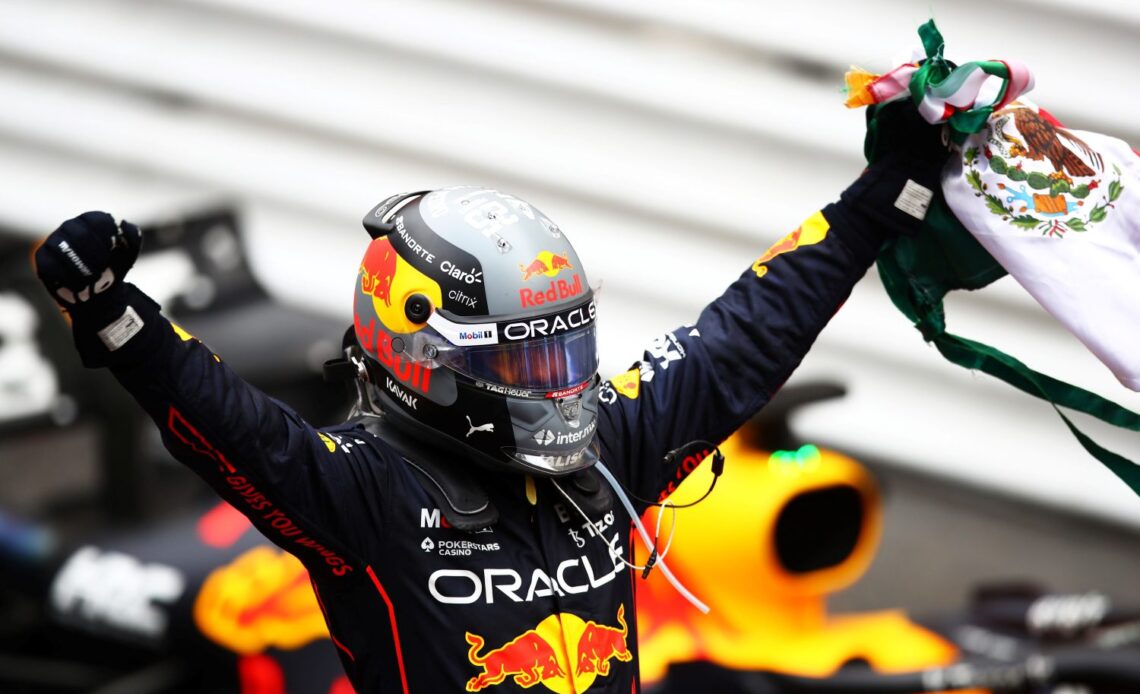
(519, 275), (583, 308)
(360, 237), (399, 307)
(464, 606), (630, 692)
(355, 235), (444, 344)
(519, 251), (574, 281)
(751, 210), (831, 279)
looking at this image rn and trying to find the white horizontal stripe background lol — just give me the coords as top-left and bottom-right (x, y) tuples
(0, 0), (1138, 525)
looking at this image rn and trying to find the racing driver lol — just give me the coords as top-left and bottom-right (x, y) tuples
(34, 103), (945, 692)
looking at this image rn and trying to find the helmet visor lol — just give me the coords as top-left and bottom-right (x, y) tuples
(438, 324), (598, 392)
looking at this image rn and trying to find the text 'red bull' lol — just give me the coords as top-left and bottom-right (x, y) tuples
(464, 629), (565, 692)
(519, 275), (583, 308)
(354, 318), (432, 393)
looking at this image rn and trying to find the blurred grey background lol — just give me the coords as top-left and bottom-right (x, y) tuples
(1, 0), (1138, 615)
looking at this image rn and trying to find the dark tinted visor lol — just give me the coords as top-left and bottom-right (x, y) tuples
(440, 324), (597, 391)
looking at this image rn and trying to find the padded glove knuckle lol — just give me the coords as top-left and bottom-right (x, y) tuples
(36, 210), (141, 309)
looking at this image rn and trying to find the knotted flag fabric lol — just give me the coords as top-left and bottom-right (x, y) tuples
(847, 20), (1140, 496)
(844, 21), (1036, 141)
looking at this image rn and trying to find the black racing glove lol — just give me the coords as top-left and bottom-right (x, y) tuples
(840, 100), (951, 236)
(35, 211), (142, 308)
(34, 211), (160, 367)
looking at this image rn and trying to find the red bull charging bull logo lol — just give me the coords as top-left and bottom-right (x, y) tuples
(360, 238), (399, 307)
(356, 235), (444, 350)
(519, 251), (574, 281)
(751, 211), (831, 279)
(465, 605), (630, 692)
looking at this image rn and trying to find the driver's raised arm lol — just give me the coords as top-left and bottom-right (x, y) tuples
(597, 104), (948, 504)
(33, 213), (382, 580)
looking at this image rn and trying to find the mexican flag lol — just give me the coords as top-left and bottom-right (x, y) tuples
(945, 102), (1140, 391)
(847, 20), (1140, 494)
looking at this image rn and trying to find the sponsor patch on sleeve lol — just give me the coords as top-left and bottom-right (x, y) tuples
(97, 305), (144, 352)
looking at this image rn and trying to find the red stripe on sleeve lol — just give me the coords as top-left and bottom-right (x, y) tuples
(366, 566), (410, 694)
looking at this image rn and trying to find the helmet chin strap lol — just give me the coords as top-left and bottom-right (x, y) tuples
(551, 461), (710, 615)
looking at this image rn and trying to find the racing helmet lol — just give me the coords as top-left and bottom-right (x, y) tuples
(351, 187), (600, 476)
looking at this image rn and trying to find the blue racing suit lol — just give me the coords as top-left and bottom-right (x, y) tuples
(67, 199), (887, 693)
